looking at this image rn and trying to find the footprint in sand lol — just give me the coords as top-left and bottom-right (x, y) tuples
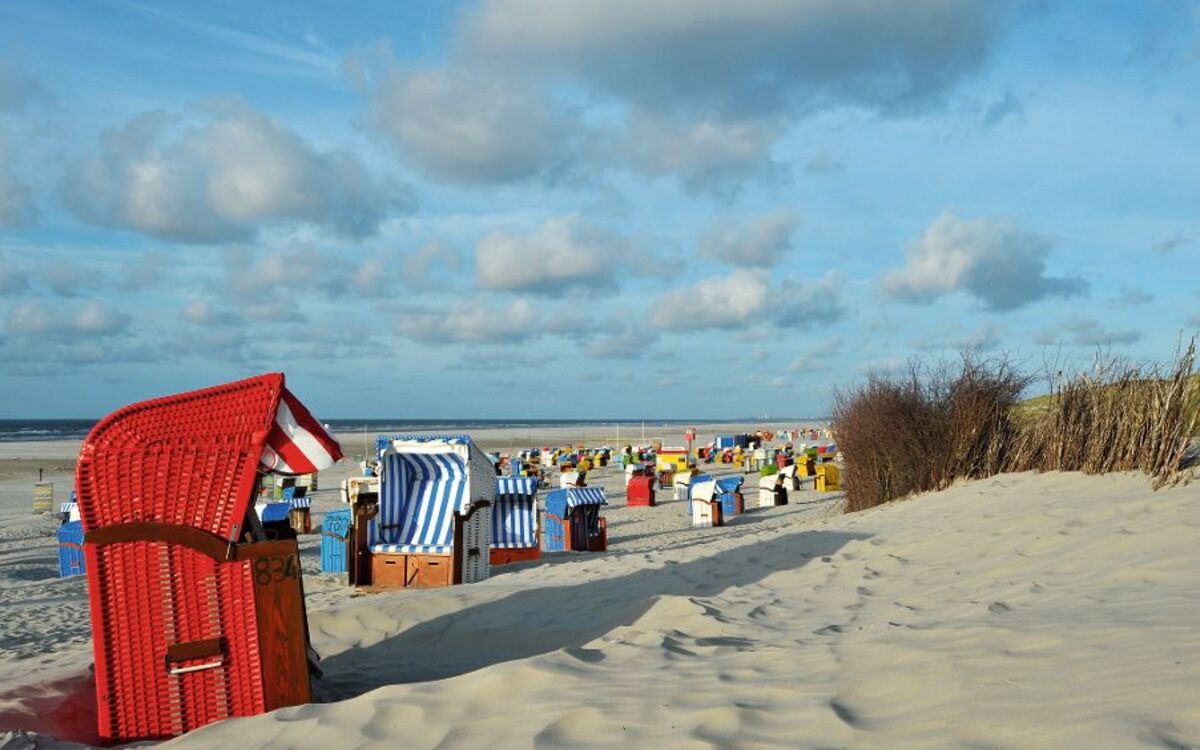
(694, 636), (755, 650)
(813, 624), (845, 636)
(660, 635), (698, 656)
(829, 697), (868, 729)
(563, 646), (606, 663)
(747, 604), (773, 620)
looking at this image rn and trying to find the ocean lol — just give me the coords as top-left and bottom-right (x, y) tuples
(0, 418), (814, 443)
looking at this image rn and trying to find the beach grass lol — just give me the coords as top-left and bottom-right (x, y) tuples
(836, 338), (1200, 512)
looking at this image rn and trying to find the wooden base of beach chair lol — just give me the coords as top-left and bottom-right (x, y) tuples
(542, 514), (607, 552)
(757, 488), (788, 507)
(371, 552), (456, 589)
(288, 507), (311, 535)
(361, 502), (489, 589)
(588, 518), (608, 552)
(719, 492), (744, 518)
(489, 546), (541, 566)
(692, 500), (724, 528)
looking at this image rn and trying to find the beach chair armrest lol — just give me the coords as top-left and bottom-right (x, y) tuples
(165, 637), (224, 674)
(86, 522), (236, 563)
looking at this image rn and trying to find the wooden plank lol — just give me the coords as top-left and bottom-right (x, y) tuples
(452, 515), (464, 584)
(371, 554), (408, 588)
(242, 541), (311, 710)
(165, 637), (223, 665)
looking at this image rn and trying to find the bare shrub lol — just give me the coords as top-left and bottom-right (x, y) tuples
(835, 339), (1199, 513)
(833, 355), (1029, 513)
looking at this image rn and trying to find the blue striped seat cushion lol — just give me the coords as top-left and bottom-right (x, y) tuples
(371, 543), (453, 555)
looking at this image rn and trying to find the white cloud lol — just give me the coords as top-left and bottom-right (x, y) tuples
(652, 269), (772, 330)
(586, 325), (658, 360)
(474, 213), (627, 294)
(613, 112), (780, 191)
(403, 241), (461, 285)
(653, 268), (848, 332)
(73, 301), (133, 335)
(349, 254), (395, 298)
(42, 265), (107, 297)
(348, 0), (1029, 191)
(5, 299), (131, 339)
(5, 300), (56, 335)
(62, 101), (408, 243)
(460, 0), (1024, 116)
(1035, 316), (1141, 347)
(772, 270), (848, 329)
(882, 211), (1085, 311)
(367, 65), (579, 184)
(698, 208), (798, 267)
(396, 298), (539, 344)
(181, 299), (243, 327)
(1111, 287), (1154, 308)
(181, 300), (217, 325)
(789, 336), (843, 372)
(220, 245), (401, 302)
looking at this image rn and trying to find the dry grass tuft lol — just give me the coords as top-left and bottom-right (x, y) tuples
(1010, 339), (1199, 488)
(833, 356), (1029, 513)
(834, 339), (1199, 513)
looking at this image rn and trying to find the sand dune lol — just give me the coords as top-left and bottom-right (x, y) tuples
(1, 457), (1198, 748)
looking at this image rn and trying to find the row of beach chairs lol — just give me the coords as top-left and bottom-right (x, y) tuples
(55, 373), (834, 744)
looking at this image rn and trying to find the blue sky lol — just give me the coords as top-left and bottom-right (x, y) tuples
(0, 0), (1196, 419)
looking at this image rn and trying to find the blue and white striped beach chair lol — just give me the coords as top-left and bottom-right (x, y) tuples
(491, 476), (540, 565)
(543, 486), (607, 552)
(368, 435), (495, 588)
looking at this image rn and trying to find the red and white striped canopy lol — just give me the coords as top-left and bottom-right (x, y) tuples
(259, 386), (343, 474)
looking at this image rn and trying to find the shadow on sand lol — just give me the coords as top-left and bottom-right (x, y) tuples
(317, 528), (867, 701)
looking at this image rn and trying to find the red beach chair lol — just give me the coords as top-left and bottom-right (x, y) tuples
(75, 373), (341, 742)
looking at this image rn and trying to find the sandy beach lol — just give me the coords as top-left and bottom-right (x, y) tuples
(3, 0), (1196, 746)
(0, 426), (1197, 749)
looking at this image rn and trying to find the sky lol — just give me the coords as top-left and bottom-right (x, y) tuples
(0, 0), (1197, 419)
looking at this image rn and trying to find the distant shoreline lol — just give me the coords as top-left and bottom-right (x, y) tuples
(0, 417), (831, 444)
